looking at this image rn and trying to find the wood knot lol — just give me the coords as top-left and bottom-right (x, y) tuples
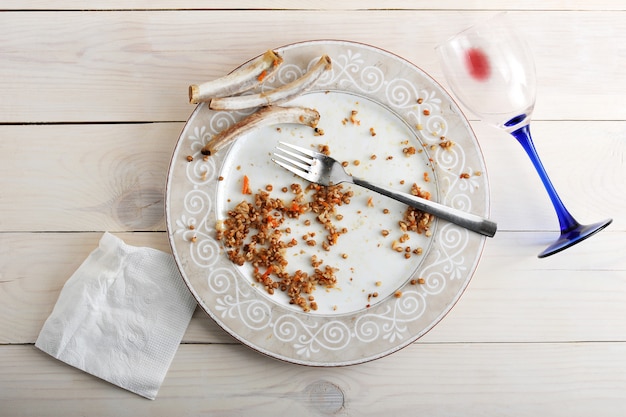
(304, 380), (345, 415)
(114, 187), (163, 229)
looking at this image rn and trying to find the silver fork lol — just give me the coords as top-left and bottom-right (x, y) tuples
(272, 141), (497, 237)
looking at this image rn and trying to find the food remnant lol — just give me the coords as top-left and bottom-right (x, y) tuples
(189, 49), (283, 104)
(440, 140), (455, 150)
(211, 103), (439, 311)
(349, 110), (360, 125)
(242, 175), (252, 195)
(216, 177), (354, 312)
(390, 183), (435, 245)
(201, 106), (320, 156)
(402, 146), (417, 156)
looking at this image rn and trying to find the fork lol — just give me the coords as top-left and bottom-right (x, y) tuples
(272, 142), (497, 237)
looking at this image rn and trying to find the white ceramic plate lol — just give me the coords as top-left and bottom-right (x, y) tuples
(166, 40), (490, 366)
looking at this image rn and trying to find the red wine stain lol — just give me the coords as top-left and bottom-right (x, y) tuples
(465, 48), (490, 81)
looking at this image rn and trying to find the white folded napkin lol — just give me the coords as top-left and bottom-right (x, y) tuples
(35, 232), (197, 400)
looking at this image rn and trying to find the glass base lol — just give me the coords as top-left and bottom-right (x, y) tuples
(538, 218), (613, 258)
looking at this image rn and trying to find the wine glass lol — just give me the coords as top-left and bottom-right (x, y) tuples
(436, 13), (612, 258)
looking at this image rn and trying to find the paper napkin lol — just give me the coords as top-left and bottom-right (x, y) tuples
(35, 232), (197, 400)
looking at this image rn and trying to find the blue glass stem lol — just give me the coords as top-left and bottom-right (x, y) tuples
(509, 124), (580, 233)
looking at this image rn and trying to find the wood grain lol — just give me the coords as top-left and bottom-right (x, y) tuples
(0, 11), (624, 123)
(0, 123), (181, 232)
(3, 1), (626, 11)
(3, 342), (626, 416)
(2, 230), (624, 345)
(1, 121), (622, 232)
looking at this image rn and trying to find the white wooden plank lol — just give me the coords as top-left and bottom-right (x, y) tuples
(2, 342), (626, 416)
(0, 11), (624, 122)
(2, 231), (624, 345)
(1, 121), (622, 233)
(3, 0), (625, 11)
(0, 123), (183, 232)
(424, 228), (626, 343)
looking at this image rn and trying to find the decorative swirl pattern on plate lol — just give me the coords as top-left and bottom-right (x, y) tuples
(386, 78), (420, 108)
(273, 315), (352, 358)
(189, 235), (220, 268)
(208, 267), (236, 294)
(212, 267), (272, 330)
(355, 291), (427, 343)
(274, 63), (305, 85)
(209, 111), (238, 135)
(321, 50), (386, 93)
(418, 224), (471, 295)
(182, 189), (210, 216)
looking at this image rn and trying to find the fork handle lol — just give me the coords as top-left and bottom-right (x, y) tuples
(352, 178), (497, 237)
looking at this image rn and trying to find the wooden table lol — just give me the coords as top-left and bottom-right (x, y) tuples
(2, 2), (625, 416)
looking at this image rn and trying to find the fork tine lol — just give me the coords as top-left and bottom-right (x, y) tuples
(277, 141), (317, 158)
(272, 150), (311, 172)
(272, 156), (318, 183)
(275, 146), (313, 166)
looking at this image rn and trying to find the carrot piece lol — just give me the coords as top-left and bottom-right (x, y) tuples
(289, 201), (307, 214)
(261, 265), (273, 280)
(242, 175), (251, 195)
(266, 215), (279, 228)
(257, 70), (267, 82)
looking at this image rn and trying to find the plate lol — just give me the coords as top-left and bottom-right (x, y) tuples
(166, 40), (489, 366)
